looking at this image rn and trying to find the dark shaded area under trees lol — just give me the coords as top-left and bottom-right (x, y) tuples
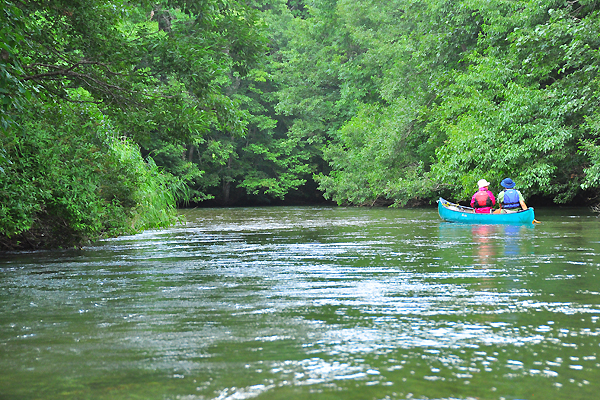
(3, 0), (600, 249)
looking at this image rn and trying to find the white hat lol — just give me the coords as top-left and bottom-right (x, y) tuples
(477, 179), (490, 188)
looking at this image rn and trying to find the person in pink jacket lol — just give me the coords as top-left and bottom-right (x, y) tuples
(470, 179), (496, 213)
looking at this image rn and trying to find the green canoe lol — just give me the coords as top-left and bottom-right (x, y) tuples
(438, 197), (535, 224)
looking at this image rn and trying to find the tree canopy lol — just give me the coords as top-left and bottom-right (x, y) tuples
(3, 0), (600, 248)
(0, 0), (268, 248)
(296, 0), (600, 206)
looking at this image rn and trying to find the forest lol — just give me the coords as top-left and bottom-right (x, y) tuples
(2, 0), (600, 249)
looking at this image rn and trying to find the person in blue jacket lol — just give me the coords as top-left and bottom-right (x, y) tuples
(497, 178), (527, 212)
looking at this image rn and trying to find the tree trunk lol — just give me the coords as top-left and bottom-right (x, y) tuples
(223, 155), (232, 205)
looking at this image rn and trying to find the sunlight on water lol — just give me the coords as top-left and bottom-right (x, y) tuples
(1, 206), (600, 399)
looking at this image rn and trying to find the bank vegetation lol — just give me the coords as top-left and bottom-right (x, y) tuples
(2, 0), (600, 248)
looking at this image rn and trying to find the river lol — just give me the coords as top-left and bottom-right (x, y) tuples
(1, 206), (600, 399)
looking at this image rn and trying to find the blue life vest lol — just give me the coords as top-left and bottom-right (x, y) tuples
(502, 189), (520, 209)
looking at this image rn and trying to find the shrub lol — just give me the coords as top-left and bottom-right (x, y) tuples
(0, 100), (180, 249)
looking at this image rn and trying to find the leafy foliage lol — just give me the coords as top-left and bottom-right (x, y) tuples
(0, 98), (179, 249)
(0, 0), (268, 247)
(0, 0), (30, 164)
(5, 0), (600, 249)
(290, 0), (600, 206)
(429, 0), (600, 203)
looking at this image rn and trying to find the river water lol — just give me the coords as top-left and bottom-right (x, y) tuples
(1, 206), (600, 400)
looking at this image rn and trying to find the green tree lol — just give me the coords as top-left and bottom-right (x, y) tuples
(184, 0), (318, 205)
(429, 0), (600, 203)
(0, 96), (179, 249)
(0, 0), (269, 247)
(305, 0), (482, 205)
(297, 0), (600, 206)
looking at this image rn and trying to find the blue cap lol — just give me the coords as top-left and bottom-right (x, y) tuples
(501, 178), (515, 189)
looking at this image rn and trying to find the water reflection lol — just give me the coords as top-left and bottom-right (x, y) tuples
(503, 224), (523, 257)
(472, 224), (497, 270)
